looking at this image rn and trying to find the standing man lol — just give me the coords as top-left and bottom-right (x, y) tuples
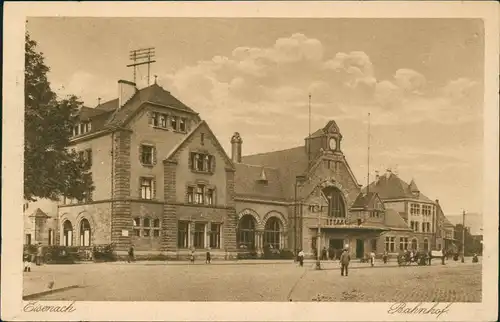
(128, 244), (135, 263)
(206, 248), (211, 264)
(370, 251), (376, 267)
(298, 249), (305, 267)
(382, 250), (388, 264)
(340, 248), (351, 277)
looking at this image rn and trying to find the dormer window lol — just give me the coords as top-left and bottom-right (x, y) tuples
(73, 121), (92, 136)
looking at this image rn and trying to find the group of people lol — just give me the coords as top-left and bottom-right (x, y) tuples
(296, 248), (352, 276)
(23, 242), (44, 272)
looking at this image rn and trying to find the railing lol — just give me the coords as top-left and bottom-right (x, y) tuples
(324, 217), (347, 226)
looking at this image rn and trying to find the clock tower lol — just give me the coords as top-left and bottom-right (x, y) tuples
(305, 120), (343, 160)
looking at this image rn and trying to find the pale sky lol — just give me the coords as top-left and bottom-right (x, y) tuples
(27, 18), (484, 215)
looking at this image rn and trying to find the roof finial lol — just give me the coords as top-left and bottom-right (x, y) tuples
(154, 75), (158, 84)
(98, 97), (101, 106)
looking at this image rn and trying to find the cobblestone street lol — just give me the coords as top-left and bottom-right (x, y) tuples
(31, 260), (481, 302)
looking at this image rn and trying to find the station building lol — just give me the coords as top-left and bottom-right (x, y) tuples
(26, 80), (452, 259)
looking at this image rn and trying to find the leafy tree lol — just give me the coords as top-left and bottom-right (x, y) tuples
(24, 32), (93, 201)
(454, 224), (483, 256)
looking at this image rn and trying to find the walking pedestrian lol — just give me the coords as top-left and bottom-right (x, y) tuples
(298, 249), (305, 267)
(36, 242), (43, 266)
(206, 249), (211, 264)
(128, 244), (135, 263)
(190, 249), (195, 263)
(340, 248), (351, 277)
(370, 251), (375, 267)
(382, 250), (388, 264)
(427, 250), (432, 265)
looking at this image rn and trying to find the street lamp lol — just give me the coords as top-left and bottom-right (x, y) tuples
(294, 175), (306, 261)
(315, 186), (323, 270)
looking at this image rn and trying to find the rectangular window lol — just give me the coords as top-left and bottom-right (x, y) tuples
(209, 224), (221, 249)
(187, 186), (194, 203)
(193, 223), (205, 248)
(85, 149), (92, 167)
(427, 222), (431, 232)
(153, 230), (160, 237)
(141, 145), (154, 165)
(399, 237), (409, 251)
(160, 114), (167, 128)
(143, 229), (151, 237)
(195, 185), (204, 204)
(190, 152), (214, 173)
(177, 221), (189, 248)
(171, 116), (177, 130)
(140, 177), (154, 200)
(206, 189), (214, 205)
(151, 112), (159, 127)
(179, 118), (186, 132)
(385, 237), (395, 252)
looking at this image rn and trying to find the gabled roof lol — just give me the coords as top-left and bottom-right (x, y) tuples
(29, 208), (50, 218)
(351, 192), (384, 210)
(234, 164), (285, 200)
(363, 172), (433, 202)
(241, 146), (310, 200)
(384, 208), (411, 230)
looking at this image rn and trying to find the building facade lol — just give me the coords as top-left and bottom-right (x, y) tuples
(27, 79), (450, 260)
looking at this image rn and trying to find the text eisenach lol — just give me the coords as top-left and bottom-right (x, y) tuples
(24, 301), (76, 313)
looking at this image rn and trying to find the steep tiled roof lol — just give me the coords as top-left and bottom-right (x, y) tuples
(384, 208), (411, 230)
(74, 83), (197, 133)
(363, 173), (433, 202)
(29, 208), (50, 218)
(240, 146), (310, 200)
(234, 164), (285, 200)
(351, 192), (378, 209)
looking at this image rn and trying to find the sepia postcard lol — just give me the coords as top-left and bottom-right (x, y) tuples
(2, 1), (499, 321)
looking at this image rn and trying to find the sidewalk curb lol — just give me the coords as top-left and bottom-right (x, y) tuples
(23, 285), (80, 300)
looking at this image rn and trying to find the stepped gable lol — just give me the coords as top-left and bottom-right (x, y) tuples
(240, 146), (310, 200)
(363, 172), (433, 202)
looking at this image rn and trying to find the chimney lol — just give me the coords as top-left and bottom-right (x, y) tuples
(375, 170), (380, 181)
(385, 168), (392, 179)
(230, 132), (243, 163)
(435, 199), (439, 204)
(118, 80), (137, 109)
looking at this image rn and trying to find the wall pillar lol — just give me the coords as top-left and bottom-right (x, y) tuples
(223, 168), (237, 253)
(162, 159), (178, 254)
(110, 130), (132, 252)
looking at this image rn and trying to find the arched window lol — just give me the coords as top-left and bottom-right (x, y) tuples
(80, 219), (91, 246)
(63, 220), (73, 246)
(264, 217), (282, 250)
(411, 238), (418, 251)
(323, 187), (346, 218)
(423, 239), (429, 251)
(237, 215), (256, 250)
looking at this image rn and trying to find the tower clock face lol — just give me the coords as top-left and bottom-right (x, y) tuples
(329, 138), (337, 150)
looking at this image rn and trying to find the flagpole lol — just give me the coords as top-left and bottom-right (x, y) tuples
(308, 94), (312, 161)
(367, 112), (371, 194)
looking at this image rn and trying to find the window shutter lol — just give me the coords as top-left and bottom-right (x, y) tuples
(152, 178), (156, 199)
(139, 145), (143, 164)
(139, 177), (143, 199)
(152, 146), (157, 166)
(210, 155), (216, 173)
